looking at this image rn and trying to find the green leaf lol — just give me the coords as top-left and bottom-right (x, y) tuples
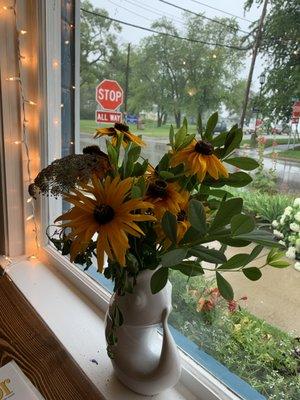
(231, 214), (255, 236)
(131, 185), (142, 199)
(235, 230), (284, 248)
(204, 112), (218, 140)
(211, 131), (228, 147)
(161, 248), (187, 268)
(216, 272), (234, 301)
(222, 127), (243, 157)
(267, 248), (286, 264)
(210, 197), (243, 232)
(225, 157), (259, 171)
(151, 267), (169, 294)
(203, 172), (253, 188)
(175, 124), (187, 148)
(268, 260), (290, 268)
(106, 139), (118, 166)
(180, 226), (202, 244)
(218, 237), (251, 247)
(209, 189), (233, 199)
(161, 211), (178, 244)
(132, 159), (148, 177)
(188, 199), (207, 235)
(188, 245), (227, 264)
(243, 267), (262, 281)
(159, 171), (174, 180)
(171, 261), (204, 276)
(248, 245), (264, 263)
(218, 253), (250, 270)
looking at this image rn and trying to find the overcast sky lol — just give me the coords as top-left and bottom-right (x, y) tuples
(89, 0), (266, 90)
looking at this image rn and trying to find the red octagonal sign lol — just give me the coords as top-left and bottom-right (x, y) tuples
(96, 79), (124, 111)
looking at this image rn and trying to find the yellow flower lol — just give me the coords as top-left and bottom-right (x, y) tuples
(55, 175), (155, 272)
(145, 179), (184, 220)
(155, 190), (190, 247)
(176, 191), (191, 242)
(94, 123), (145, 147)
(171, 139), (229, 182)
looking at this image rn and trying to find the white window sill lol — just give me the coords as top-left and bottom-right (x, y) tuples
(5, 256), (240, 400)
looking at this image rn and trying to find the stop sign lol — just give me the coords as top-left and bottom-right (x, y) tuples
(96, 79), (123, 111)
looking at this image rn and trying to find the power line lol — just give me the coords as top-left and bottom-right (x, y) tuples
(125, 0), (186, 27)
(188, 0), (253, 23)
(107, 0), (154, 23)
(157, 0), (250, 35)
(80, 7), (249, 51)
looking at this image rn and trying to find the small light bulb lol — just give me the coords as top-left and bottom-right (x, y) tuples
(65, 40), (69, 45)
(28, 255), (37, 260)
(53, 118), (59, 125)
(28, 100), (37, 105)
(2, 6), (8, 10)
(70, 141), (74, 145)
(26, 214), (34, 221)
(20, 29), (27, 35)
(27, 198), (32, 203)
(70, 24), (74, 29)
(60, 103), (64, 108)
(14, 140), (22, 145)
(212, 54), (217, 59)
(72, 85), (76, 89)
(52, 59), (59, 68)
(6, 76), (19, 81)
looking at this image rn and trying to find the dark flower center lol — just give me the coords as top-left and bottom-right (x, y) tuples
(93, 205), (115, 225)
(194, 140), (213, 155)
(114, 123), (129, 132)
(147, 179), (168, 197)
(177, 210), (186, 222)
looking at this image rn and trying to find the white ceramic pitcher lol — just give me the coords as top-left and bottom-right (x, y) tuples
(105, 268), (181, 396)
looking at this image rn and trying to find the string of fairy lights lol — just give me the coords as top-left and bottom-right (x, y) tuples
(0, 0), (39, 274)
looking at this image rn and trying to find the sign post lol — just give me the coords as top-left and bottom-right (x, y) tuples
(95, 79), (124, 123)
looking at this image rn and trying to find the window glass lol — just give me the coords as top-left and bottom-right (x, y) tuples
(76, 1), (300, 399)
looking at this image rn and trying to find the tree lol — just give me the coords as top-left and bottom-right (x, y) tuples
(245, 0), (300, 122)
(129, 14), (245, 127)
(80, 1), (121, 118)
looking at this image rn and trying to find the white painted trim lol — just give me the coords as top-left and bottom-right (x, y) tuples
(74, 0), (80, 154)
(44, 0), (62, 226)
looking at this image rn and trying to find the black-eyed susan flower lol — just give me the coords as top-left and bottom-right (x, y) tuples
(94, 123), (145, 147)
(171, 139), (228, 182)
(55, 175), (155, 272)
(156, 190), (190, 247)
(145, 179), (184, 220)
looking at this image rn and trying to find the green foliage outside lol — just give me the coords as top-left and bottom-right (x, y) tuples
(229, 189), (294, 223)
(169, 270), (300, 400)
(245, 0), (300, 122)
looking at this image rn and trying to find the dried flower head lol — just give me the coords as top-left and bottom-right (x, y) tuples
(30, 147), (111, 198)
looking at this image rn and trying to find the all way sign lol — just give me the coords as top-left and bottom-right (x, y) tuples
(95, 79), (124, 124)
(96, 110), (122, 123)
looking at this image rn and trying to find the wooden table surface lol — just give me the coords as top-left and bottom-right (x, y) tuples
(0, 273), (104, 399)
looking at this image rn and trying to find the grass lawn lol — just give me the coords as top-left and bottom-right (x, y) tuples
(80, 120), (300, 145)
(277, 145), (300, 161)
(80, 119), (172, 137)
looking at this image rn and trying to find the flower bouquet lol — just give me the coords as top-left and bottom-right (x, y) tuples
(31, 113), (288, 394)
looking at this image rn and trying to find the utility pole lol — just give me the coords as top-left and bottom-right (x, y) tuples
(124, 43), (131, 114)
(240, 0), (268, 130)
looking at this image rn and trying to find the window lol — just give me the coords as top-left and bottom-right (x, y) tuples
(75, 2), (300, 400)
